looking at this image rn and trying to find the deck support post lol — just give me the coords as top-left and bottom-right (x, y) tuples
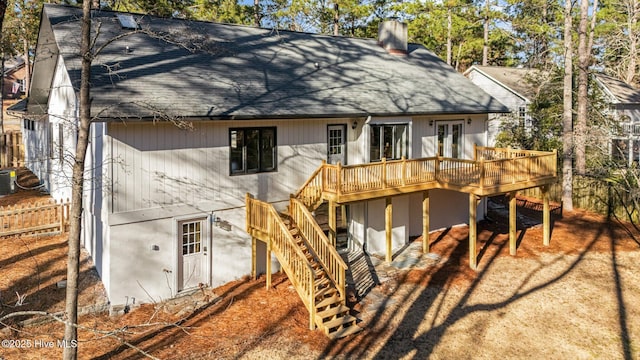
(508, 192), (517, 256)
(328, 200), (337, 247)
(542, 185), (551, 246)
(385, 197), (393, 262)
(469, 193), (477, 270)
(266, 246), (272, 289)
(422, 190), (430, 253)
(251, 237), (257, 280)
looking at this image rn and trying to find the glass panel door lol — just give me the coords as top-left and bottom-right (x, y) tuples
(436, 121), (464, 158)
(328, 125), (346, 165)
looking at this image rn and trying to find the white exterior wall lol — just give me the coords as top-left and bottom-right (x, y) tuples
(81, 122), (109, 291)
(466, 69), (529, 146)
(22, 55), (77, 201)
(44, 55), (77, 202)
(104, 119), (355, 304)
(22, 117), (49, 184)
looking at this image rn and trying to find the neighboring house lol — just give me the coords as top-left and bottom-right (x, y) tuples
(593, 73), (640, 166)
(2, 55), (28, 99)
(16, 4), (556, 336)
(464, 65), (544, 146)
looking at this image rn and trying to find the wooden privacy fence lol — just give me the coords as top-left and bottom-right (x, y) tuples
(0, 131), (25, 168)
(0, 199), (70, 237)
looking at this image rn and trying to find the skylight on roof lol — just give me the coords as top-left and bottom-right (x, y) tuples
(117, 14), (139, 30)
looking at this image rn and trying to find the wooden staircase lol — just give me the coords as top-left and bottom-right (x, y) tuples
(246, 194), (361, 339)
(283, 214), (361, 339)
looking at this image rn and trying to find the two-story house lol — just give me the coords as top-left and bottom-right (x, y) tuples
(15, 4), (557, 337)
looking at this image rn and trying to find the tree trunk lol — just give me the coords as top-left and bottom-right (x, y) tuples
(562, 0), (574, 212)
(588, 0), (599, 52)
(0, 0), (5, 137)
(1, 56), (4, 136)
(62, 0), (92, 358)
(482, 0), (489, 66)
(333, 3), (339, 36)
(0, 0), (7, 32)
(447, 7), (452, 65)
(23, 38), (30, 97)
(254, 0), (260, 27)
(575, 0), (590, 175)
(625, 0), (638, 84)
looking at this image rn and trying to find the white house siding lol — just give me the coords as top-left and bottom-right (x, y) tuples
(466, 69), (528, 146)
(22, 117), (49, 185)
(43, 55), (77, 202)
(103, 118), (355, 304)
(81, 123), (109, 289)
(348, 115), (487, 258)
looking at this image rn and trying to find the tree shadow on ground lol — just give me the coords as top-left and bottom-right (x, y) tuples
(92, 274), (275, 359)
(319, 205), (632, 359)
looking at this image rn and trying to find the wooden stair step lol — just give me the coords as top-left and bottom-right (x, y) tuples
(320, 313), (358, 333)
(314, 277), (330, 289)
(324, 314), (358, 331)
(315, 304), (350, 322)
(315, 286), (338, 299)
(315, 294), (341, 310)
(326, 321), (362, 339)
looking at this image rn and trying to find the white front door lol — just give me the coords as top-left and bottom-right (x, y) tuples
(178, 218), (209, 291)
(328, 125), (347, 165)
(437, 121), (464, 158)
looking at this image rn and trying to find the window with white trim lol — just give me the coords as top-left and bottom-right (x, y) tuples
(369, 124), (408, 162)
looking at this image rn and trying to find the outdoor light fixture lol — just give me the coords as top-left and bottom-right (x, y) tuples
(429, 120), (434, 126)
(467, 118), (472, 125)
(352, 120), (358, 129)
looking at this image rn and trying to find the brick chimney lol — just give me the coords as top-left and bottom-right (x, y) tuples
(378, 20), (407, 55)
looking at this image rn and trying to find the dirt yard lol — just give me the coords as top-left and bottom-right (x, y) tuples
(1, 176), (639, 359)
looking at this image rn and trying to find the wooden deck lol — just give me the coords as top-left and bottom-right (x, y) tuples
(296, 146), (557, 206)
(246, 146), (558, 337)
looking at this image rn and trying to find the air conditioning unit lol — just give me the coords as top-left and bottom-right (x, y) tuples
(0, 169), (17, 195)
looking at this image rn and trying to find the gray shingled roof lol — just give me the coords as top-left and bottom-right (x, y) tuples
(40, 4), (508, 120)
(594, 74), (640, 105)
(468, 66), (546, 102)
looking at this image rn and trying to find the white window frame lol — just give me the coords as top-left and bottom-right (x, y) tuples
(365, 117), (412, 163)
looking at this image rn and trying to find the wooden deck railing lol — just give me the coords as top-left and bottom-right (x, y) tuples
(294, 164), (325, 209)
(303, 147), (557, 200)
(246, 195), (317, 329)
(289, 197), (347, 305)
(0, 199), (70, 237)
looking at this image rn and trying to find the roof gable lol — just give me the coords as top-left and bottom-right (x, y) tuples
(594, 74), (640, 105)
(38, 4), (509, 120)
(465, 66), (546, 102)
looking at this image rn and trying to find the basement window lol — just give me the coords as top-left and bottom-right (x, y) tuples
(229, 127), (277, 175)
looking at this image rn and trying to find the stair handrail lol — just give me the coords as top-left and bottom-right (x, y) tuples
(289, 196), (347, 304)
(246, 195), (317, 329)
(294, 161), (327, 209)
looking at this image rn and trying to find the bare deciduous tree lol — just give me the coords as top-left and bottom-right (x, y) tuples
(575, 0), (591, 175)
(562, 0), (574, 212)
(62, 1), (92, 359)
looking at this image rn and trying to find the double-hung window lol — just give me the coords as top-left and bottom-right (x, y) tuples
(229, 127), (277, 175)
(369, 124), (408, 162)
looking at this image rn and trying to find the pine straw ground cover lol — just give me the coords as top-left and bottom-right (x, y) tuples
(1, 184), (639, 359)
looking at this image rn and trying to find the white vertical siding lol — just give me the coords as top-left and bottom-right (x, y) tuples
(108, 118), (350, 215)
(45, 55), (77, 202)
(466, 69), (528, 146)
